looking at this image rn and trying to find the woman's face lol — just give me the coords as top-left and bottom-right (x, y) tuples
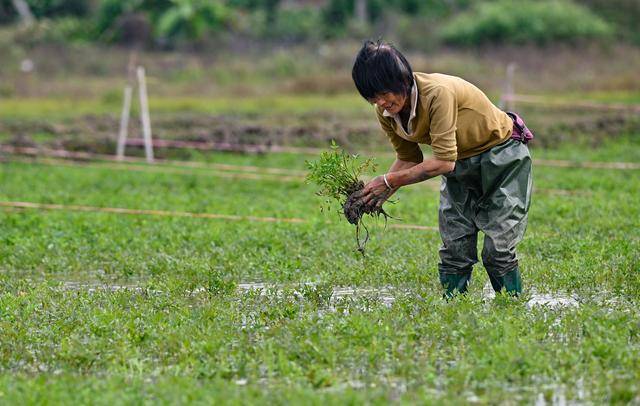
(368, 92), (407, 115)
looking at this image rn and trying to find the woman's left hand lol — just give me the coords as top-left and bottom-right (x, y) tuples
(353, 176), (392, 208)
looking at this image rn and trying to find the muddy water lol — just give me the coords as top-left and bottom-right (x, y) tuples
(236, 282), (581, 310)
(237, 283), (397, 308)
(61, 281), (160, 295)
(60, 280), (583, 310)
(481, 282), (580, 309)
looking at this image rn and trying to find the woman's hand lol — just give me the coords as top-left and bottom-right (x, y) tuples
(353, 176), (394, 209)
(352, 158), (455, 210)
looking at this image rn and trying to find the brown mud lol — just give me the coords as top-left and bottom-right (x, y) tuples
(342, 180), (391, 255)
(1, 111), (638, 158)
(0, 113), (382, 156)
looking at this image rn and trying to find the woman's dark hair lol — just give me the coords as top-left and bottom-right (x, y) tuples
(351, 40), (414, 101)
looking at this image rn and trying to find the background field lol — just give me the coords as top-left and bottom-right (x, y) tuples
(1, 0), (640, 404)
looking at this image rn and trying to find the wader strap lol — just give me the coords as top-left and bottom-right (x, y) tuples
(506, 111), (534, 144)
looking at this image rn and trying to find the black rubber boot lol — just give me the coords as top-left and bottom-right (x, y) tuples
(440, 273), (472, 298)
(488, 267), (522, 296)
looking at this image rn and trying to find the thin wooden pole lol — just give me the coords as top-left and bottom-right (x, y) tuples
(500, 62), (516, 111)
(136, 66), (154, 163)
(12, 0), (34, 26)
(355, 0), (368, 24)
(116, 85), (132, 160)
(116, 52), (137, 160)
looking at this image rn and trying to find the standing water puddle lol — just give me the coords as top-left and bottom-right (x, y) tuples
(481, 282), (580, 309)
(59, 280), (590, 310)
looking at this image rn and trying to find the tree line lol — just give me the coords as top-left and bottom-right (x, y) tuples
(0, 0), (637, 48)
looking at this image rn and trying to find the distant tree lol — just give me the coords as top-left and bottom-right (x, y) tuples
(577, 0), (640, 44)
(155, 0), (231, 41)
(95, 0), (148, 42)
(0, 0), (89, 23)
(442, 0), (613, 46)
(322, 0), (380, 33)
(323, 0), (351, 33)
(25, 0), (88, 18)
(94, 0), (232, 45)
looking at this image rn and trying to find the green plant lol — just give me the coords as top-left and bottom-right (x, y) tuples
(0, 0), (89, 20)
(306, 141), (388, 254)
(155, 0), (230, 41)
(268, 7), (322, 42)
(93, 0), (232, 45)
(441, 0), (613, 46)
(7, 17), (96, 45)
(578, 0), (640, 45)
(305, 141), (375, 205)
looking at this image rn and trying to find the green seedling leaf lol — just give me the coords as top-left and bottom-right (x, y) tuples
(306, 141), (386, 254)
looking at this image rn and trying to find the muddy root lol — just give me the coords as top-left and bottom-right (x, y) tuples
(342, 181), (391, 255)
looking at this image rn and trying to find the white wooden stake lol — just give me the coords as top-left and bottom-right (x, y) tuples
(355, 0), (368, 24)
(500, 62), (516, 111)
(137, 66), (154, 163)
(12, 0), (34, 26)
(116, 85), (133, 161)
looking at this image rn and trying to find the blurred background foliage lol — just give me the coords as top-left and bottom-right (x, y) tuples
(440, 0), (613, 46)
(0, 0), (637, 49)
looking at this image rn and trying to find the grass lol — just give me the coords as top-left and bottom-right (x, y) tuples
(556, 90), (640, 105)
(532, 135), (640, 163)
(2, 90), (639, 121)
(0, 141), (639, 403)
(0, 94), (371, 120)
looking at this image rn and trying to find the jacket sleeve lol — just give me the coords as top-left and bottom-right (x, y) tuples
(428, 86), (458, 161)
(375, 107), (423, 163)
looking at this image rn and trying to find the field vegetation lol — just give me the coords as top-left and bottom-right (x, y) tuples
(0, 139), (639, 402)
(0, 0), (639, 403)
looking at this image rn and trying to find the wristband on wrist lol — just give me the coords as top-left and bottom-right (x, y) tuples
(383, 173), (393, 190)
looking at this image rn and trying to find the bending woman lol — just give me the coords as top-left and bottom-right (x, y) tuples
(351, 40), (533, 297)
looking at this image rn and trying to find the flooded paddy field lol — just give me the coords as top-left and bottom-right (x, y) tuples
(0, 141), (638, 404)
